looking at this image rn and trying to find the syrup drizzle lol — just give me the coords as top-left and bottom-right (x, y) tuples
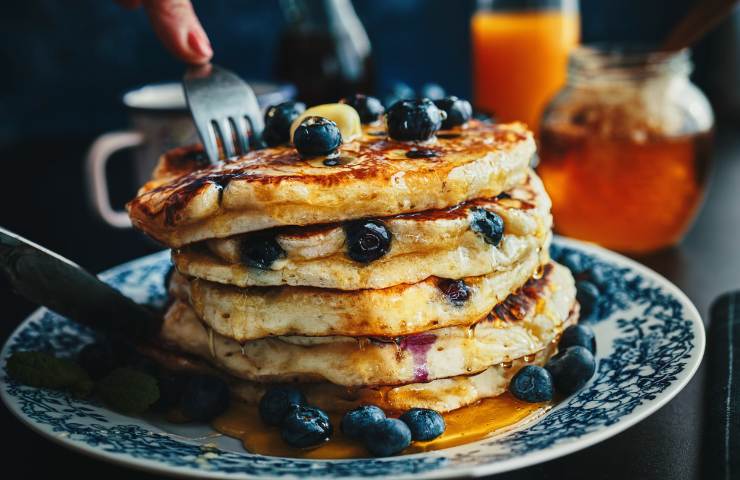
(211, 393), (549, 459)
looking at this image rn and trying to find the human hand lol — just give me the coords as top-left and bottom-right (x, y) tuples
(117, 0), (213, 65)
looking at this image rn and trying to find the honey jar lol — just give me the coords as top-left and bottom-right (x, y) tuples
(538, 46), (714, 253)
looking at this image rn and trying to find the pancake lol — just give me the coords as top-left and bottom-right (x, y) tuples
(171, 241), (547, 340)
(141, 323), (574, 413)
(127, 121), (535, 247)
(159, 262), (575, 386)
(173, 170), (552, 290)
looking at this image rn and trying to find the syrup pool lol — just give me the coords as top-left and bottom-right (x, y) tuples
(212, 393), (549, 459)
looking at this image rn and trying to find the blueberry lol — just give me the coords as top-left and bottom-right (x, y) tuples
(399, 408), (445, 441)
(587, 264), (609, 288)
(240, 232), (286, 269)
(180, 375), (230, 421)
(437, 279), (470, 306)
(545, 346), (596, 395)
(509, 365), (555, 402)
(152, 373), (187, 411)
(293, 116), (342, 157)
(340, 94), (385, 124)
(263, 101), (306, 147)
(78, 341), (118, 380)
(383, 82), (415, 108)
(419, 83), (446, 101)
(363, 418), (412, 457)
(280, 405), (333, 447)
(341, 405), (386, 439)
(560, 251), (585, 275)
(559, 324), (596, 354)
(575, 280), (600, 320)
(434, 96), (473, 129)
(470, 207), (505, 246)
(386, 99), (446, 141)
(344, 219), (392, 263)
(473, 110), (496, 123)
(129, 353), (160, 377)
(549, 243), (563, 262)
(259, 386), (307, 426)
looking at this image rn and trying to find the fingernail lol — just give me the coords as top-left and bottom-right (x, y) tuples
(187, 30), (213, 59)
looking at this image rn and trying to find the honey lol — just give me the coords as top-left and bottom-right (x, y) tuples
(212, 393), (547, 459)
(538, 129), (712, 253)
(538, 46), (714, 253)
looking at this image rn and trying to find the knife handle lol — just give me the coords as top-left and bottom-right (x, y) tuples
(703, 291), (740, 480)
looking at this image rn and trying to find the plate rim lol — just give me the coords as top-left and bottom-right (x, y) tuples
(0, 237), (706, 479)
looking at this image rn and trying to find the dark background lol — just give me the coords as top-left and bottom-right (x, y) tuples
(1, 1), (739, 479)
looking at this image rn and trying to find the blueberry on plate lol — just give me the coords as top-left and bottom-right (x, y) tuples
(545, 346), (596, 395)
(363, 418), (412, 457)
(341, 405), (386, 440)
(259, 386), (307, 426)
(559, 324), (596, 354)
(263, 101), (306, 146)
(344, 219), (392, 263)
(129, 353), (160, 377)
(470, 207), (505, 246)
(549, 243), (563, 262)
(399, 408), (445, 441)
(340, 94), (385, 124)
(560, 251), (585, 275)
(240, 232), (286, 270)
(386, 99), (446, 141)
(152, 372), (187, 411)
(281, 405), (333, 448)
(180, 375), (230, 422)
(575, 280), (600, 320)
(77, 341), (118, 380)
(587, 264), (610, 288)
(293, 116), (342, 157)
(509, 365), (554, 403)
(434, 96), (473, 129)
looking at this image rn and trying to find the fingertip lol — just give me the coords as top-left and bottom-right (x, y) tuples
(187, 30), (213, 64)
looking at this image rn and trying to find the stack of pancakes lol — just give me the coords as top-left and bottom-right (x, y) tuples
(128, 119), (578, 413)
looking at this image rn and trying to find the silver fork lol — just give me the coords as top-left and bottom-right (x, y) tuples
(183, 64), (265, 163)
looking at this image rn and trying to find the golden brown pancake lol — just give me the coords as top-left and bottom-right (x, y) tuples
(159, 262), (575, 387)
(127, 121), (535, 247)
(170, 242), (547, 340)
(172, 170), (551, 290)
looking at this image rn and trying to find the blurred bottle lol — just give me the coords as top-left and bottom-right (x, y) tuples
(471, 0), (580, 134)
(276, 0), (374, 106)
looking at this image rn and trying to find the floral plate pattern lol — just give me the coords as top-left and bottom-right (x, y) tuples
(0, 237), (704, 479)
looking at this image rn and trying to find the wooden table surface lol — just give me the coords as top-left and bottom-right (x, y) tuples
(1, 124), (738, 479)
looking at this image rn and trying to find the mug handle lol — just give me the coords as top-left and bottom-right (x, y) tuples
(85, 131), (145, 228)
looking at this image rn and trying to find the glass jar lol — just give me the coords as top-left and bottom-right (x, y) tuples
(538, 46), (714, 254)
(471, 0), (580, 134)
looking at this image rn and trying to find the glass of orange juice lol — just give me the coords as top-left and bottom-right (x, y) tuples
(471, 0), (580, 134)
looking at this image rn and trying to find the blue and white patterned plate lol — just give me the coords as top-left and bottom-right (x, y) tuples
(0, 237), (704, 479)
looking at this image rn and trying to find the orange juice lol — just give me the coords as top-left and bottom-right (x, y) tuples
(472, 10), (580, 133)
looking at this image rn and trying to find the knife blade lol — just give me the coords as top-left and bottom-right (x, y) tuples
(0, 227), (161, 338)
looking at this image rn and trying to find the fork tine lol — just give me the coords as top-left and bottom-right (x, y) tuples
(196, 119), (220, 164)
(231, 116), (250, 154)
(217, 118), (237, 159)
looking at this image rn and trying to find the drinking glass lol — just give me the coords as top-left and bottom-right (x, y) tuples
(472, 0), (580, 134)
